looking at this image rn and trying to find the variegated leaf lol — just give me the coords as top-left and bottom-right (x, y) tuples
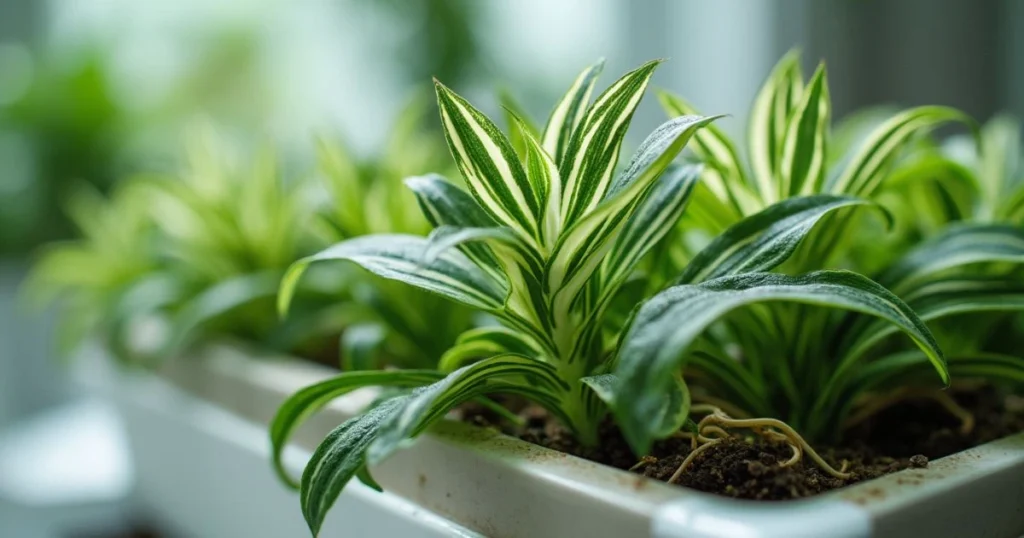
(435, 80), (544, 244)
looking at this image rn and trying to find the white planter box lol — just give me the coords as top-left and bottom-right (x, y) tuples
(81, 343), (1024, 538)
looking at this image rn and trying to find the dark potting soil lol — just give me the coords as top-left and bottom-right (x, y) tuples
(465, 386), (1023, 501)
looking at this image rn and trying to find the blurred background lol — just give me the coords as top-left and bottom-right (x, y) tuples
(1, 0), (1022, 535)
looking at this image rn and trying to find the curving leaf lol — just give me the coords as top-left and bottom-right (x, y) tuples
(842, 277), (1024, 362)
(677, 195), (882, 285)
(270, 369), (443, 489)
(878, 224), (1024, 292)
(438, 325), (542, 372)
(657, 91), (749, 207)
(300, 395), (408, 535)
(278, 235), (507, 317)
(829, 106), (974, 197)
(580, 371), (691, 439)
(612, 270), (946, 454)
(366, 355), (570, 466)
(298, 356), (572, 534)
(589, 165), (701, 318)
(405, 174), (504, 281)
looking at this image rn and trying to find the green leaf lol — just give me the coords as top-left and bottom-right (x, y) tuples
(500, 89), (539, 159)
(510, 111), (563, 245)
(612, 270), (946, 454)
(300, 395), (409, 535)
(163, 271), (281, 356)
(778, 64), (830, 197)
(405, 174), (504, 280)
(878, 224), (1024, 292)
(829, 106), (974, 197)
(299, 355), (572, 535)
(657, 90), (753, 213)
(339, 323), (387, 371)
(559, 60), (661, 226)
(592, 164), (701, 312)
(581, 371), (690, 441)
(438, 325), (542, 372)
(435, 80), (544, 244)
(278, 235), (507, 317)
(657, 90), (747, 191)
(316, 135), (365, 237)
(269, 369), (443, 489)
(748, 50), (804, 204)
(542, 59), (605, 166)
(677, 195), (883, 285)
(366, 354), (570, 466)
(843, 277), (1024, 362)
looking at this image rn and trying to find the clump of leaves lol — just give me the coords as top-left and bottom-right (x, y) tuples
(28, 113), (470, 369)
(24, 180), (163, 360)
(271, 59), (947, 535)
(619, 51), (1024, 447)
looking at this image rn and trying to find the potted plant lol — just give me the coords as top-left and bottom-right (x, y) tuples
(269, 55), (1021, 537)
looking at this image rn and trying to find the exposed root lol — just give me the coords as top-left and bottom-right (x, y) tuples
(628, 455), (658, 472)
(844, 388), (975, 435)
(668, 439), (722, 484)
(670, 407), (852, 481)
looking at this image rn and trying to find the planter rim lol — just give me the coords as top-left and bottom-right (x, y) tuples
(116, 341), (1024, 538)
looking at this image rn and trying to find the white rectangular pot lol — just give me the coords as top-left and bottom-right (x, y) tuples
(83, 343), (1024, 538)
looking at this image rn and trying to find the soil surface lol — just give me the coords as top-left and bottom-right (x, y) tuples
(464, 385), (1024, 500)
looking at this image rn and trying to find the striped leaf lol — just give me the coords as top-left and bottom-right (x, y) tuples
(438, 325), (543, 372)
(559, 60), (661, 226)
(278, 235), (507, 317)
(677, 195), (881, 285)
(547, 116), (718, 329)
(778, 64), (830, 197)
(612, 270), (946, 454)
(366, 354), (571, 466)
(580, 372), (691, 439)
(591, 165), (701, 313)
(510, 112), (563, 245)
(748, 50), (804, 204)
(299, 356), (573, 534)
(542, 59), (605, 165)
(435, 80), (544, 244)
(878, 224), (1024, 292)
(405, 174), (504, 280)
(657, 90), (750, 206)
(269, 369), (443, 489)
(500, 89), (539, 159)
(847, 352), (1024, 403)
(842, 277), (1024, 362)
(829, 106), (973, 197)
(300, 395), (408, 535)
